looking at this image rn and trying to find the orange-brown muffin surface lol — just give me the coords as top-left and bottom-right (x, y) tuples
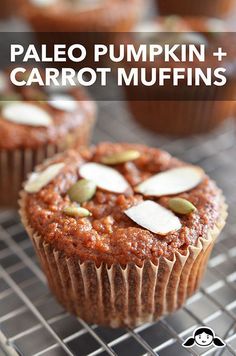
(22, 143), (225, 267)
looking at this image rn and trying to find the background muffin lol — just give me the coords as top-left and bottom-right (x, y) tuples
(156, 0), (236, 19)
(123, 17), (236, 136)
(20, 142), (227, 327)
(0, 70), (96, 207)
(0, 0), (15, 20)
(20, 0), (143, 32)
(18, 0), (143, 68)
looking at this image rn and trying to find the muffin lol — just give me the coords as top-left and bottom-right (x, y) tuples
(19, 142), (227, 327)
(0, 70), (96, 207)
(156, 0), (236, 19)
(19, 0), (143, 67)
(0, 0), (15, 20)
(124, 17), (236, 136)
(20, 0), (142, 31)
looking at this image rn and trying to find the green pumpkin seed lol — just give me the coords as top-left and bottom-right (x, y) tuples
(168, 198), (196, 215)
(101, 150), (140, 165)
(63, 205), (91, 218)
(68, 179), (96, 203)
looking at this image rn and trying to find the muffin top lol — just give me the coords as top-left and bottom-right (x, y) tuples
(20, 0), (141, 31)
(26, 0), (106, 11)
(0, 70), (95, 150)
(132, 16), (236, 70)
(22, 0), (132, 13)
(22, 143), (225, 267)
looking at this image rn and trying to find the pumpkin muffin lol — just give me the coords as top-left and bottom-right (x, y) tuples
(156, 0), (236, 19)
(19, 142), (227, 327)
(0, 0), (15, 20)
(124, 17), (236, 136)
(20, 0), (142, 32)
(0, 70), (96, 207)
(19, 0), (143, 67)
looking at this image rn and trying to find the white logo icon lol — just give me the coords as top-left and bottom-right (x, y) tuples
(182, 327), (225, 348)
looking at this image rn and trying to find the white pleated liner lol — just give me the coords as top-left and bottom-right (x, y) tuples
(125, 83), (235, 136)
(0, 144), (58, 207)
(0, 119), (95, 208)
(19, 192), (227, 328)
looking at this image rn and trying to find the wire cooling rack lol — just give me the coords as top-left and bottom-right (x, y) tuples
(0, 101), (236, 356)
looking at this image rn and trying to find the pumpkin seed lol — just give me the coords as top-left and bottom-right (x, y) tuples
(168, 198), (196, 215)
(63, 205), (91, 218)
(101, 150), (140, 165)
(68, 179), (96, 203)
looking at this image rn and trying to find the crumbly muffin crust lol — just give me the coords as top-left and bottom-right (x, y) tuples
(23, 143), (224, 266)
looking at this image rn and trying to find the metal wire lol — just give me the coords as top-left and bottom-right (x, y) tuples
(0, 101), (236, 355)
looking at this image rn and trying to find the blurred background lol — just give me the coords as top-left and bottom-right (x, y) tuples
(1, 0), (236, 355)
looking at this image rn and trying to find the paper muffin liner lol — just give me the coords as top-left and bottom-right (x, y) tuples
(19, 191), (227, 328)
(124, 78), (235, 136)
(126, 100), (235, 136)
(156, 0), (236, 18)
(0, 118), (95, 208)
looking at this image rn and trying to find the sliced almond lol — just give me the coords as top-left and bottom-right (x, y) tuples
(48, 94), (78, 112)
(176, 33), (208, 45)
(25, 163), (65, 193)
(134, 22), (162, 33)
(207, 18), (225, 32)
(133, 22), (162, 43)
(30, 0), (57, 7)
(80, 163), (130, 194)
(2, 103), (52, 127)
(136, 166), (204, 197)
(125, 200), (181, 235)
